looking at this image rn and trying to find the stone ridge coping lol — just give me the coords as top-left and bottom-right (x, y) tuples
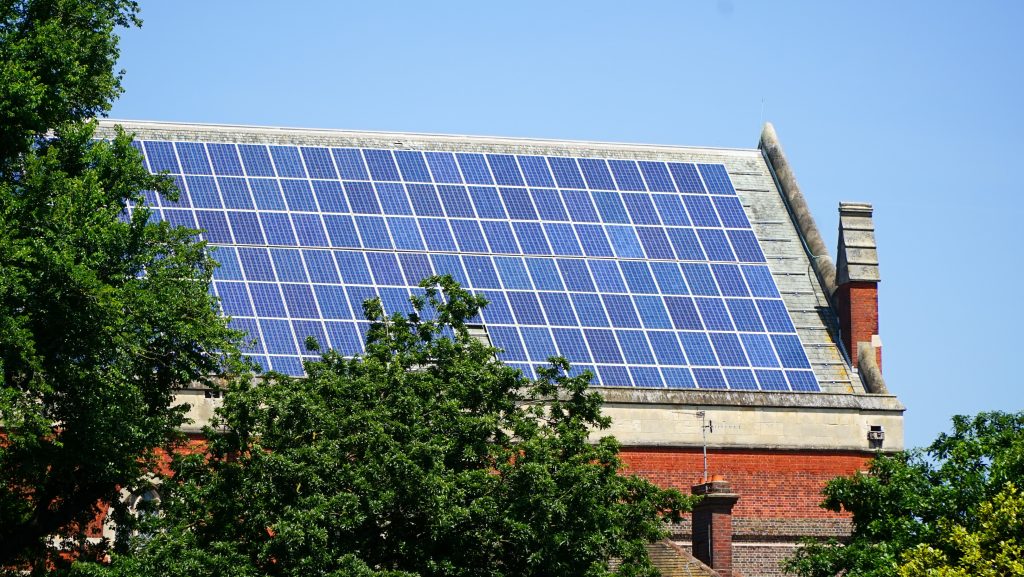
(95, 119), (763, 160)
(595, 387), (905, 412)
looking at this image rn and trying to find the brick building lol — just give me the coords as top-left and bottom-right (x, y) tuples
(97, 120), (904, 577)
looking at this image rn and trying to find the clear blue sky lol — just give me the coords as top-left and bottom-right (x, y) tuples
(111, 1), (1024, 450)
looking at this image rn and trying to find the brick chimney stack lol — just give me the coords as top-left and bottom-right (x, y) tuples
(834, 202), (882, 371)
(691, 477), (740, 577)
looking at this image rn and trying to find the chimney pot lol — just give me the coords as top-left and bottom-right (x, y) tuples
(691, 478), (740, 577)
(835, 202), (882, 374)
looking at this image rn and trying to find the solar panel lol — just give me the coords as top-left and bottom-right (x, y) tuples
(132, 140), (819, 392)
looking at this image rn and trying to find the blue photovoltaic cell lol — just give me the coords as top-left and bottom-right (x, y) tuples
(220, 178), (253, 209)
(143, 141), (179, 173)
(500, 187), (537, 220)
(650, 262), (687, 295)
(637, 227), (675, 260)
(300, 147), (337, 179)
(553, 328), (590, 362)
(668, 163), (704, 193)
(713, 196), (750, 228)
(250, 179), (286, 210)
(585, 329), (623, 363)
(238, 145), (275, 177)
(756, 369), (788, 391)
(456, 153), (493, 185)
(304, 250), (340, 283)
(217, 282), (253, 316)
(281, 180), (317, 212)
(469, 186), (506, 219)
(623, 193), (660, 225)
(137, 139), (816, 391)
(481, 221), (519, 254)
(270, 146), (307, 178)
(175, 142), (212, 175)
(589, 260), (626, 293)
(438, 185), (475, 218)
(561, 190), (599, 222)
(698, 164), (735, 195)
(665, 297), (703, 330)
(651, 194), (689, 226)
(712, 264), (749, 297)
(494, 257), (532, 289)
(522, 327), (558, 360)
(487, 155), (525, 186)
(617, 261), (654, 294)
(323, 215), (360, 248)
(530, 188), (568, 221)
(408, 184), (444, 216)
(518, 156), (555, 187)
(212, 247), (242, 280)
(556, 259), (594, 292)
(608, 160), (646, 192)
(607, 226), (644, 258)
(575, 224), (614, 257)
(262, 214), (299, 245)
(727, 230), (766, 263)
(452, 220), (489, 253)
(394, 151), (431, 182)
(270, 249), (307, 283)
(603, 294), (641, 328)
(570, 293), (608, 326)
(313, 180), (348, 213)
(578, 159), (616, 190)
(513, 222), (550, 255)
(508, 292), (546, 325)
(250, 284), (286, 317)
(539, 293), (577, 326)
(618, 330), (654, 364)
(593, 191), (629, 224)
(742, 265), (780, 298)
(424, 152), (462, 184)
(332, 149), (369, 180)
(363, 149), (400, 181)
(419, 218), (457, 251)
(375, 183), (412, 215)
(208, 144), (243, 176)
(638, 161), (676, 193)
(186, 176), (221, 208)
(549, 157), (585, 189)
(354, 216), (390, 249)
(345, 182), (381, 214)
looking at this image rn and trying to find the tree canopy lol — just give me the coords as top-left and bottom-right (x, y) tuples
(785, 411), (1024, 577)
(0, 0), (240, 571)
(79, 277), (693, 577)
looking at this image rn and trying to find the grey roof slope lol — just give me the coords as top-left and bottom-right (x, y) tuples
(96, 120), (863, 394)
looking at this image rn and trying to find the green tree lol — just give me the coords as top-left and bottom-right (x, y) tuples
(785, 412), (1024, 577)
(0, 0), (240, 571)
(83, 277), (692, 577)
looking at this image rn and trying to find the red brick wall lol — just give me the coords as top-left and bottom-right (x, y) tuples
(619, 447), (870, 520)
(833, 281), (880, 369)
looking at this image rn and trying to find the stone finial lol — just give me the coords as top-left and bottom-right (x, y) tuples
(837, 202), (880, 285)
(759, 122), (838, 296)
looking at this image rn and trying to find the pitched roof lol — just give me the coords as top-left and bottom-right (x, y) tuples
(97, 120), (864, 394)
(645, 539), (720, 577)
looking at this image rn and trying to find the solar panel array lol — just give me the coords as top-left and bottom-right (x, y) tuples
(130, 139), (819, 391)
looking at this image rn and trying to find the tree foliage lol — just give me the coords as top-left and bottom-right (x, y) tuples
(0, 0), (240, 571)
(83, 277), (693, 577)
(786, 411), (1024, 577)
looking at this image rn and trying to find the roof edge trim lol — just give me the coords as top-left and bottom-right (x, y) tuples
(597, 387), (905, 412)
(758, 122), (838, 296)
(97, 119), (763, 157)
